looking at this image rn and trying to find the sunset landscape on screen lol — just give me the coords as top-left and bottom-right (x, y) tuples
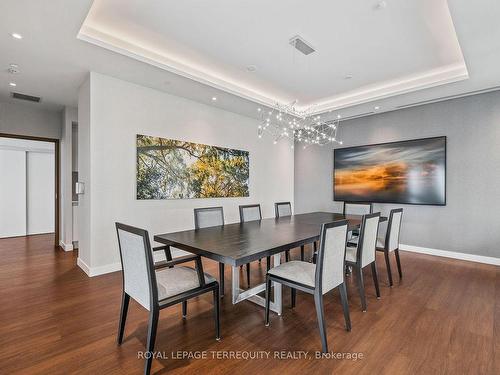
(334, 137), (446, 205)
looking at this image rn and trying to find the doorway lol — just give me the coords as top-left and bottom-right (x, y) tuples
(0, 133), (59, 247)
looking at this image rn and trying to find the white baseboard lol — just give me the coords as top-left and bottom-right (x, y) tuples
(59, 240), (74, 251)
(77, 257), (122, 277)
(400, 244), (500, 266)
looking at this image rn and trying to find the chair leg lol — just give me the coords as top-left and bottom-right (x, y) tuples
(144, 307), (159, 375)
(384, 250), (394, 287)
(266, 256), (271, 271)
(213, 285), (221, 341)
(291, 288), (296, 308)
(395, 249), (403, 279)
(265, 276), (272, 326)
(117, 292), (130, 344)
(182, 300), (187, 318)
(246, 263), (250, 287)
(345, 265), (352, 276)
(314, 292), (328, 353)
(300, 245), (305, 261)
(164, 246), (173, 268)
(371, 262), (381, 299)
(355, 266), (367, 312)
(339, 283), (351, 331)
(285, 250), (290, 262)
(313, 241), (318, 252)
(218, 262), (225, 298)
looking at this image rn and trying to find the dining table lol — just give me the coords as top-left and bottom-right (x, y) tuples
(154, 211), (387, 315)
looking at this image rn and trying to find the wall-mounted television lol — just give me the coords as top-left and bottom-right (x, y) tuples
(334, 136), (446, 206)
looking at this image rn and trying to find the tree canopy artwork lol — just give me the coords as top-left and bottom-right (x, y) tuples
(136, 134), (249, 199)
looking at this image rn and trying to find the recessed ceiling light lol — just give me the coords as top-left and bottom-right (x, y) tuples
(212, 97), (217, 101)
(11, 33), (23, 39)
(374, 106), (380, 110)
(9, 82), (17, 87)
(247, 65), (257, 72)
(10, 63), (19, 68)
(376, 1), (387, 10)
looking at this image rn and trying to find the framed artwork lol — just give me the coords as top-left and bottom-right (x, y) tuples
(334, 136), (446, 205)
(137, 134), (249, 199)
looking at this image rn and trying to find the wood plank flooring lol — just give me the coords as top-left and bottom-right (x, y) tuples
(0, 234), (498, 374)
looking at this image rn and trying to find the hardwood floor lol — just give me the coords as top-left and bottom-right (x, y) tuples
(0, 234), (498, 374)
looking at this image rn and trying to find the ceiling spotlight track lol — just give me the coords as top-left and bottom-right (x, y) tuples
(257, 101), (343, 148)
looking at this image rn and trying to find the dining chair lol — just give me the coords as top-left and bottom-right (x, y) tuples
(376, 208), (403, 287)
(194, 207), (227, 297)
(239, 204), (263, 222)
(343, 202), (373, 239)
(264, 220), (351, 353)
(275, 201), (305, 262)
(345, 212), (381, 311)
(343, 202), (373, 216)
(115, 223), (220, 375)
(238, 204), (265, 286)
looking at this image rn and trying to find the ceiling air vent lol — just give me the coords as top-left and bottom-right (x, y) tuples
(289, 35), (315, 55)
(11, 92), (41, 103)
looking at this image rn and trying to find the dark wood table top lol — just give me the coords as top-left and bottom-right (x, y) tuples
(154, 212), (387, 267)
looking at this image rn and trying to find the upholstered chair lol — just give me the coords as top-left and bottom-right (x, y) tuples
(115, 223), (220, 375)
(345, 212), (381, 311)
(376, 208), (404, 286)
(264, 220), (351, 353)
(238, 204), (267, 285)
(274, 201), (305, 262)
(194, 207), (227, 296)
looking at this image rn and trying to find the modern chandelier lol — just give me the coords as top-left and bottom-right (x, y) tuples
(257, 100), (343, 148)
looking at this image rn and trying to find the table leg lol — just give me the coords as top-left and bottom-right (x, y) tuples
(230, 253), (282, 315)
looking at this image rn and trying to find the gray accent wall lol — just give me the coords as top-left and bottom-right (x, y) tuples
(295, 90), (500, 258)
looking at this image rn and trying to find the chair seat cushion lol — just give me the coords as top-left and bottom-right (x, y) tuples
(268, 260), (316, 287)
(156, 266), (216, 300)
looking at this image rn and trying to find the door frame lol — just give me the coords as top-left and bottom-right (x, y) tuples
(0, 133), (60, 247)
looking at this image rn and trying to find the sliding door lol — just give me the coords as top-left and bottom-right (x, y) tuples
(0, 149), (27, 238)
(27, 152), (55, 235)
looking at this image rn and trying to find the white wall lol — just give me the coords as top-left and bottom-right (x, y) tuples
(77, 77), (91, 268)
(59, 106), (78, 250)
(78, 72), (294, 275)
(0, 101), (61, 139)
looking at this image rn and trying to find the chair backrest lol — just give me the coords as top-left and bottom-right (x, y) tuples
(239, 204), (262, 222)
(115, 223), (157, 311)
(357, 212), (381, 267)
(275, 202), (292, 218)
(343, 202), (373, 216)
(194, 206), (224, 229)
(385, 208), (403, 251)
(315, 220), (349, 294)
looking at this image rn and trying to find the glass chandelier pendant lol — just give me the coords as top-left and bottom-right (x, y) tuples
(257, 101), (343, 148)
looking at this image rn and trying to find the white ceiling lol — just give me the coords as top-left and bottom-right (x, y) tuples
(80, 0), (467, 112)
(0, 0), (500, 124)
